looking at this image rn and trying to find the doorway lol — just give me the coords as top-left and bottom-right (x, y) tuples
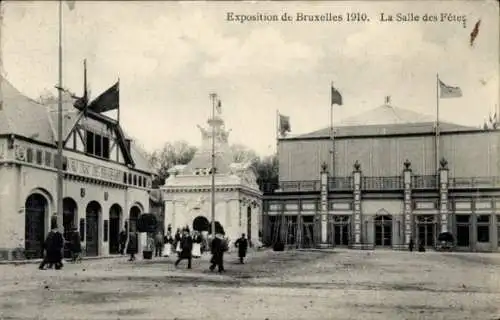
(375, 215), (392, 247)
(109, 204), (122, 254)
(85, 201), (101, 257)
(24, 193), (47, 259)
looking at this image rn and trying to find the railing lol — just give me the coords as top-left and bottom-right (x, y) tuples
(328, 177), (354, 190)
(449, 177), (500, 189)
(411, 175), (438, 189)
(260, 180), (321, 193)
(260, 176), (500, 194)
(362, 176), (403, 190)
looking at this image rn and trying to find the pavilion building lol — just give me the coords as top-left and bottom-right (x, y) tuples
(0, 77), (154, 260)
(262, 100), (500, 252)
(161, 111), (262, 244)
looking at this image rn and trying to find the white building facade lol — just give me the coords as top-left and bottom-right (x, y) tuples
(162, 112), (262, 244)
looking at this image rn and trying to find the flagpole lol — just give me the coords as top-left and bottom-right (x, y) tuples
(209, 93), (217, 236)
(56, 0), (64, 230)
(330, 82), (335, 177)
(435, 73), (440, 173)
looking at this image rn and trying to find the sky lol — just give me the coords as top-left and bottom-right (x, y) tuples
(1, 1), (498, 156)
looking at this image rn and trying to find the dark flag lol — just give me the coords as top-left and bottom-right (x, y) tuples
(88, 81), (119, 113)
(279, 114), (291, 136)
(470, 20), (481, 47)
(331, 85), (343, 106)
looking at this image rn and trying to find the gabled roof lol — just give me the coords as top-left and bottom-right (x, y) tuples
(0, 76), (154, 174)
(293, 104), (477, 139)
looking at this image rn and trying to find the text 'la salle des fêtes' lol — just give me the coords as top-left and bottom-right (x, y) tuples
(380, 12), (467, 28)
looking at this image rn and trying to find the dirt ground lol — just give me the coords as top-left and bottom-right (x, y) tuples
(0, 249), (499, 320)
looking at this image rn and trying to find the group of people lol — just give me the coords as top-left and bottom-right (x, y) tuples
(38, 225), (82, 270)
(38, 223), (251, 273)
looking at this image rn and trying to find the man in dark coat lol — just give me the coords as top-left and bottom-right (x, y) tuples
(69, 227), (82, 262)
(235, 233), (249, 264)
(174, 229), (193, 269)
(127, 232), (138, 261)
(119, 228), (128, 255)
(209, 233), (227, 272)
(39, 226), (64, 270)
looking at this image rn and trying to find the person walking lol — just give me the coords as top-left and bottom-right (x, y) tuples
(154, 231), (164, 257)
(174, 228), (182, 256)
(192, 231), (202, 258)
(209, 233), (228, 273)
(119, 228), (128, 255)
(39, 225), (64, 270)
(163, 231), (173, 257)
(127, 232), (138, 261)
(174, 229), (193, 269)
(235, 233), (249, 264)
(69, 227), (82, 263)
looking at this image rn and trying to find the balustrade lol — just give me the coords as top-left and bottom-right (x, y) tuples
(362, 176), (403, 190)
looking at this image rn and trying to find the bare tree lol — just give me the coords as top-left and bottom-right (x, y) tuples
(230, 143), (259, 163)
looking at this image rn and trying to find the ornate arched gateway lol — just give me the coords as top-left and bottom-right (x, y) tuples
(109, 204), (122, 254)
(24, 193), (48, 259)
(86, 201), (101, 257)
(192, 216), (210, 232)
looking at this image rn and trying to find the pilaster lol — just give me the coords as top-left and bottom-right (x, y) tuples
(403, 160), (412, 249)
(319, 163), (329, 247)
(352, 161), (362, 249)
(439, 158), (450, 233)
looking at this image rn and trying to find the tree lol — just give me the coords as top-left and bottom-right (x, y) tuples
(230, 143), (259, 163)
(148, 141), (198, 187)
(251, 154), (279, 192)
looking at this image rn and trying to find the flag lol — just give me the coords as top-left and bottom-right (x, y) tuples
(65, 0), (75, 10)
(278, 114), (291, 136)
(470, 20), (481, 47)
(439, 80), (462, 98)
(88, 81), (119, 113)
(331, 85), (343, 105)
(216, 100), (222, 114)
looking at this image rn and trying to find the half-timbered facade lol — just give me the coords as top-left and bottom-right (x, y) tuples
(0, 77), (154, 260)
(263, 102), (500, 252)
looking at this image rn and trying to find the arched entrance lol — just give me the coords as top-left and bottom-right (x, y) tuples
(63, 198), (78, 258)
(375, 215), (392, 247)
(129, 206), (141, 233)
(86, 201), (101, 257)
(192, 216), (210, 232)
(247, 206), (252, 243)
(25, 193), (48, 259)
(109, 204), (122, 254)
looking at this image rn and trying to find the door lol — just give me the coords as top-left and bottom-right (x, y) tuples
(24, 194), (47, 259)
(375, 215), (392, 247)
(416, 215), (436, 247)
(109, 205), (121, 254)
(85, 202), (100, 257)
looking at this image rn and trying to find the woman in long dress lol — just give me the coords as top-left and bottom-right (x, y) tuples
(163, 232), (173, 257)
(192, 231), (202, 258)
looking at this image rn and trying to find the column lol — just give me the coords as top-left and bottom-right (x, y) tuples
(439, 158), (450, 233)
(319, 163), (329, 247)
(352, 161), (362, 249)
(403, 160), (413, 249)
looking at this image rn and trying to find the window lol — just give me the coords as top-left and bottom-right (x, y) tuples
(86, 131), (95, 154)
(123, 172), (127, 184)
(128, 174), (132, 184)
(44, 151), (52, 167)
(133, 175), (137, 186)
(95, 134), (102, 157)
(26, 148), (33, 163)
(35, 150), (43, 165)
(497, 215), (500, 246)
(477, 215), (490, 243)
(102, 137), (110, 159)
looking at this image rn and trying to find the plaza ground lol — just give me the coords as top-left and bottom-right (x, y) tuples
(0, 249), (499, 320)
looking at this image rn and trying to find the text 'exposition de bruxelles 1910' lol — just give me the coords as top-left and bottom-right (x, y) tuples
(226, 12), (468, 28)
